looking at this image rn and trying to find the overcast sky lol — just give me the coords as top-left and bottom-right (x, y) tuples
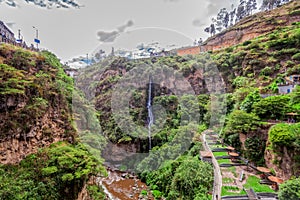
(0, 0), (239, 61)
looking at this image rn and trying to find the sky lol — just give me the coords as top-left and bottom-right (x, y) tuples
(0, 0), (239, 61)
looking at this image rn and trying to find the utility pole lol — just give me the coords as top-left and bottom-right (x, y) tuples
(18, 29), (21, 41)
(86, 53), (89, 67)
(32, 26), (39, 49)
(16, 29), (22, 44)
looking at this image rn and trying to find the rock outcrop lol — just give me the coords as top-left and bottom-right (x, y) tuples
(201, 1), (300, 52)
(0, 44), (75, 164)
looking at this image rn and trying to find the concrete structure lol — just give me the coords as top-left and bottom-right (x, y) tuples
(278, 74), (300, 94)
(278, 84), (296, 94)
(0, 21), (15, 42)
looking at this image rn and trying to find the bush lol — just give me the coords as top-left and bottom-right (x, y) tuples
(240, 90), (262, 113)
(224, 110), (260, 135)
(253, 95), (291, 120)
(243, 40), (252, 46)
(292, 52), (300, 61)
(244, 137), (266, 165)
(289, 10), (300, 16)
(278, 177), (300, 200)
(142, 155), (213, 199)
(0, 142), (106, 200)
(269, 123), (298, 147)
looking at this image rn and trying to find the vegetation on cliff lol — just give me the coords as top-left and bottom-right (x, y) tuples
(0, 44), (106, 199)
(73, 3), (300, 198)
(0, 142), (106, 200)
(0, 44), (75, 142)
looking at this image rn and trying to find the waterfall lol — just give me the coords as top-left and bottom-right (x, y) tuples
(147, 76), (153, 150)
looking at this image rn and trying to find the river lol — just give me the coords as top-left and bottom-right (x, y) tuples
(98, 166), (154, 200)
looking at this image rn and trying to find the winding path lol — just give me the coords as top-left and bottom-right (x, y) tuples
(202, 130), (222, 200)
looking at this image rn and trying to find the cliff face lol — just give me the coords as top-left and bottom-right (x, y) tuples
(264, 145), (298, 180)
(76, 56), (216, 145)
(0, 44), (75, 164)
(201, 1), (300, 52)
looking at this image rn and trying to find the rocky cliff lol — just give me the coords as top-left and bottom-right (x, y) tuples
(0, 44), (75, 164)
(202, 1), (300, 52)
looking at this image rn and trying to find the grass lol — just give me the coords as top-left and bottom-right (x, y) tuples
(221, 186), (247, 196)
(228, 166), (238, 178)
(213, 152), (228, 157)
(217, 159), (231, 164)
(223, 177), (235, 184)
(211, 144), (224, 149)
(243, 175), (275, 193)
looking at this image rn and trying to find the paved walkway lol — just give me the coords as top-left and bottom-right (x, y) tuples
(202, 130), (222, 200)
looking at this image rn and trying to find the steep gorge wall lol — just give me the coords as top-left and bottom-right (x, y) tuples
(201, 1), (300, 52)
(264, 145), (298, 180)
(0, 44), (75, 164)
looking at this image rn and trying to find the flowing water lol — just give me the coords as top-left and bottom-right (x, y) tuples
(147, 77), (153, 150)
(98, 167), (154, 200)
(97, 77), (156, 199)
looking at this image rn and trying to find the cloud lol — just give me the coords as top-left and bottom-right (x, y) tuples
(192, 19), (206, 27)
(117, 20), (134, 32)
(97, 20), (134, 43)
(97, 31), (119, 43)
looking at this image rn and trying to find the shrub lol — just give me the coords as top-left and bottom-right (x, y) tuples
(253, 95), (291, 120)
(278, 177), (300, 200)
(240, 90), (261, 113)
(260, 66), (273, 76)
(244, 137), (266, 165)
(269, 123), (298, 147)
(243, 40), (252, 46)
(292, 52), (300, 61)
(224, 110), (260, 135)
(289, 10), (300, 16)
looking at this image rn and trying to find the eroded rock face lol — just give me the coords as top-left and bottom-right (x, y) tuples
(264, 144), (299, 180)
(0, 45), (75, 164)
(201, 1), (300, 52)
(102, 142), (140, 163)
(0, 107), (73, 164)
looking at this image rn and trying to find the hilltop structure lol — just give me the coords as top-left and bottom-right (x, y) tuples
(278, 74), (300, 94)
(0, 20), (15, 42)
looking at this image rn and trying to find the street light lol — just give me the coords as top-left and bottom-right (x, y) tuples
(32, 26), (40, 49)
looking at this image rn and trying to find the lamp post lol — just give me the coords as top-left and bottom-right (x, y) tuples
(32, 26), (39, 49)
(86, 53), (88, 67)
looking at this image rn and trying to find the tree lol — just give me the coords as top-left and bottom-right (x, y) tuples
(246, 0), (257, 15)
(260, 0), (290, 11)
(169, 156), (213, 199)
(290, 85), (300, 105)
(223, 12), (230, 29)
(215, 8), (229, 32)
(278, 177), (300, 200)
(252, 95), (291, 120)
(224, 110), (260, 135)
(236, 0), (247, 23)
(269, 123), (297, 147)
(240, 89), (261, 113)
(204, 27), (210, 34)
(244, 137), (266, 164)
(229, 8), (236, 26)
(210, 23), (216, 36)
(204, 23), (217, 36)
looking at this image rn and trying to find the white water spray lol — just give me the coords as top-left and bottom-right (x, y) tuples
(147, 77), (153, 150)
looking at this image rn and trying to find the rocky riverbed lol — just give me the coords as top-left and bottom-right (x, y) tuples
(98, 167), (154, 200)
